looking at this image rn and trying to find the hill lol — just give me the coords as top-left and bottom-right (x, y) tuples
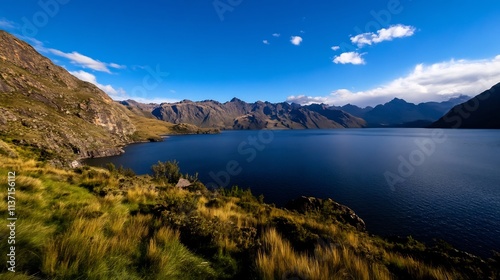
(0, 31), (211, 165)
(430, 83), (500, 128)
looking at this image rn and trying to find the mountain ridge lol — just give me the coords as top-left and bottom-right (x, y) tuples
(124, 98), (368, 129)
(335, 95), (471, 127)
(121, 95), (471, 129)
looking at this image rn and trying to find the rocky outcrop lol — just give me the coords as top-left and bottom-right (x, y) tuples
(285, 196), (366, 231)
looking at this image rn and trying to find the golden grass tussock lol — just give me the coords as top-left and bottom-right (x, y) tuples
(15, 175), (44, 191)
(146, 226), (216, 279)
(383, 251), (458, 280)
(0, 139), (19, 158)
(198, 196), (258, 229)
(126, 185), (159, 204)
(42, 217), (110, 278)
(257, 228), (393, 280)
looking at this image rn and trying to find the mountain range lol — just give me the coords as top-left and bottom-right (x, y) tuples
(122, 98), (367, 129)
(336, 96), (471, 127)
(121, 95), (470, 130)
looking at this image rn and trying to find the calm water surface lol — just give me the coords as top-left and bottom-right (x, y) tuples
(86, 129), (500, 257)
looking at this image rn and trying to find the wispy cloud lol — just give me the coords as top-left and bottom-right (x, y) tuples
(0, 18), (16, 29)
(350, 24), (416, 48)
(331, 46), (340, 51)
(333, 52), (365, 65)
(263, 40), (270, 45)
(272, 33), (280, 37)
(288, 55), (500, 107)
(290, 36), (303, 46)
(109, 63), (126, 69)
(50, 49), (125, 73)
(70, 70), (125, 97)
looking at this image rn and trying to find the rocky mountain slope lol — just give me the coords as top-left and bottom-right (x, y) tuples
(430, 83), (500, 128)
(0, 31), (205, 164)
(124, 98), (367, 129)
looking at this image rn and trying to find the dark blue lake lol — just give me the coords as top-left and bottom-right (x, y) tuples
(86, 128), (500, 257)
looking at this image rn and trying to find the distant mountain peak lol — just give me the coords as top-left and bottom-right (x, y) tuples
(388, 97), (408, 104)
(230, 97), (244, 103)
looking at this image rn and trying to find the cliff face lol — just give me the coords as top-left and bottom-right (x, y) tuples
(0, 31), (147, 162)
(430, 83), (500, 128)
(147, 98), (366, 129)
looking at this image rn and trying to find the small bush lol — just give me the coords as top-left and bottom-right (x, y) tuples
(152, 160), (181, 184)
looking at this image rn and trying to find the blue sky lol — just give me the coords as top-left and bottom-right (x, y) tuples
(1, 0), (500, 106)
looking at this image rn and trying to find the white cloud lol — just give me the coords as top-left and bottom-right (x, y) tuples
(290, 36), (303, 46)
(0, 18), (15, 29)
(333, 52), (365, 65)
(272, 33), (280, 37)
(288, 55), (500, 107)
(21, 38), (125, 72)
(70, 70), (125, 98)
(69, 70), (178, 103)
(263, 40), (270, 45)
(331, 46), (340, 51)
(49, 49), (124, 73)
(350, 24), (416, 48)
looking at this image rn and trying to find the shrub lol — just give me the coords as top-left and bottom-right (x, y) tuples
(151, 160), (181, 184)
(105, 162), (116, 173)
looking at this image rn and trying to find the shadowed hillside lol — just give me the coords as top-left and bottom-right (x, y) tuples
(430, 83), (500, 128)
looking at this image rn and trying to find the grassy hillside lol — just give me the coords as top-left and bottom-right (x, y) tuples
(0, 30), (217, 166)
(0, 141), (498, 280)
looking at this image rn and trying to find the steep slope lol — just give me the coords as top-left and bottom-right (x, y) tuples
(146, 98), (366, 129)
(0, 31), (178, 163)
(430, 83), (500, 128)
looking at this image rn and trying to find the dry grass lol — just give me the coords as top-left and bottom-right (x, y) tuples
(125, 185), (159, 204)
(198, 196), (257, 228)
(15, 175), (43, 191)
(257, 228), (393, 280)
(382, 251), (458, 280)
